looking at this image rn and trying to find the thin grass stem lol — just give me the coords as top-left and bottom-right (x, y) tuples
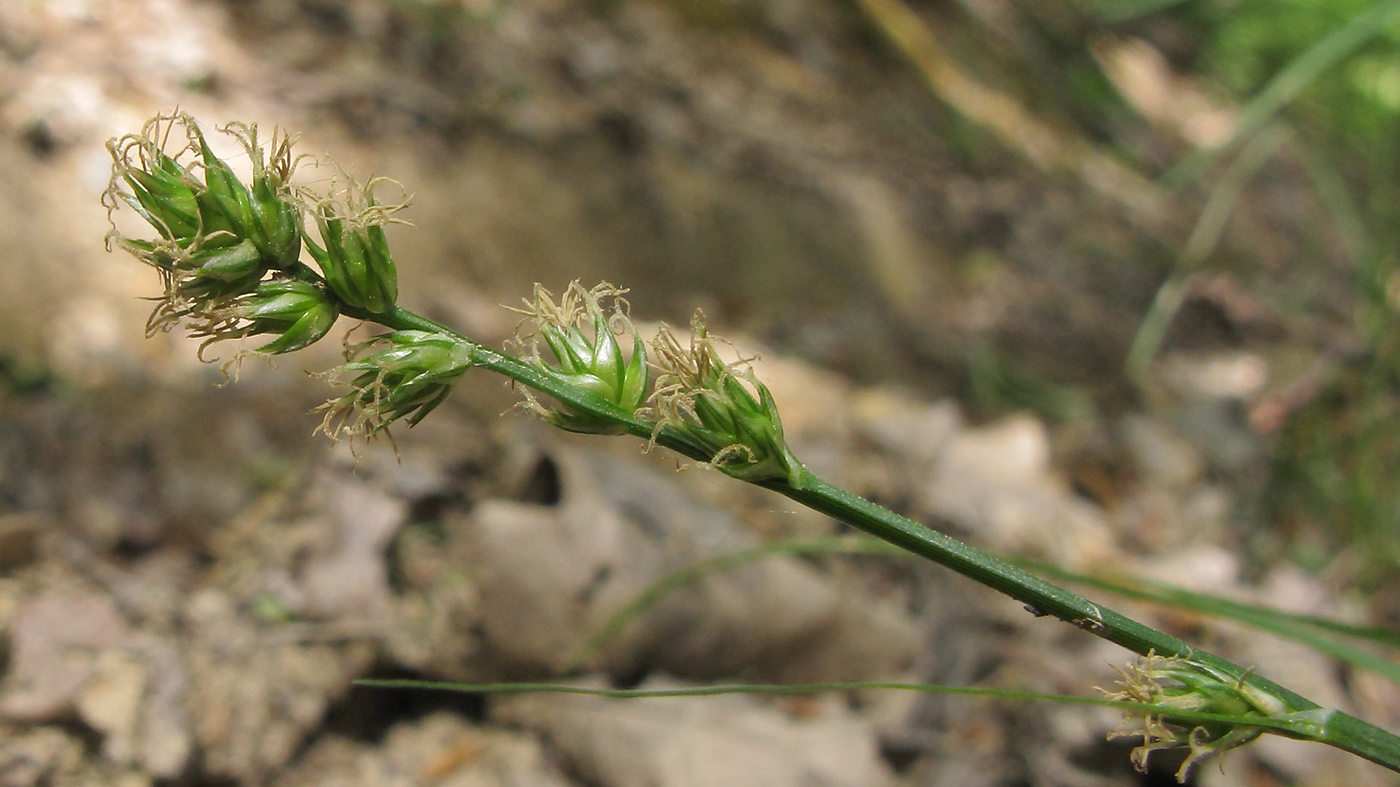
(354, 678), (1332, 741)
(1164, 0), (1400, 188)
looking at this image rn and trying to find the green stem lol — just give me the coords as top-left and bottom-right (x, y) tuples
(348, 679), (1335, 739)
(352, 302), (1400, 774)
(357, 304), (719, 463)
(770, 470), (1400, 770)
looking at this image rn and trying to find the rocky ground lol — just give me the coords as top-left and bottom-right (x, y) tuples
(0, 1), (1397, 786)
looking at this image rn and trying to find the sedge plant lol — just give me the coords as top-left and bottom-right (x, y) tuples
(104, 112), (1400, 781)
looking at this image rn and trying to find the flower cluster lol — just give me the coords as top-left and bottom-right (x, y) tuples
(104, 112), (404, 349)
(303, 171), (409, 315)
(104, 113), (307, 336)
(188, 279), (341, 358)
(642, 312), (802, 484)
(106, 112), (455, 436)
(317, 331), (474, 444)
(106, 113), (801, 463)
(1104, 654), (1285, 782)
(507, 281), (648, 434)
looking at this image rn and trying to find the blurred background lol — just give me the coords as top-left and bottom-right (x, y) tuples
(2, 0), (1400, 785)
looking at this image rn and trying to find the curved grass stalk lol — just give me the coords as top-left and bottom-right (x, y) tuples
(337, 298), (1400, 775)
(569, 534), (889, 669)
(353, 677), (1335, 743)
(1164, 0), (1400, 188)
(574, 533), (1400, 688)
(105, 113), (1400, 778)
(1019, 558), (1400, 686)
(1126, 124), (1291, 379)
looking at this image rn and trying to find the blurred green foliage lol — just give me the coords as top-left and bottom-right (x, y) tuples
(968, 347), (1094, 423)
(1087, 0), (1400, 159)
(1142, 1), (1400, 587)
(1268, 360), (1400, 582)
(1201, 0), (1400, 151)
(1072, 1), (1400, 587)
(0, 354), (57, 399)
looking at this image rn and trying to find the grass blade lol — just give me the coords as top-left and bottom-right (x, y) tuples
(1165, 0), (1400, 188)
(579, 534), (1400, 686)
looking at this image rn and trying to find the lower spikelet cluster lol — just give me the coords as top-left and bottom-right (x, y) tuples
(316, 331), (474, 448)
(506, 281), (648, 434)
(642, 311), (802, 483)
(1103, 653), (1283, 782)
